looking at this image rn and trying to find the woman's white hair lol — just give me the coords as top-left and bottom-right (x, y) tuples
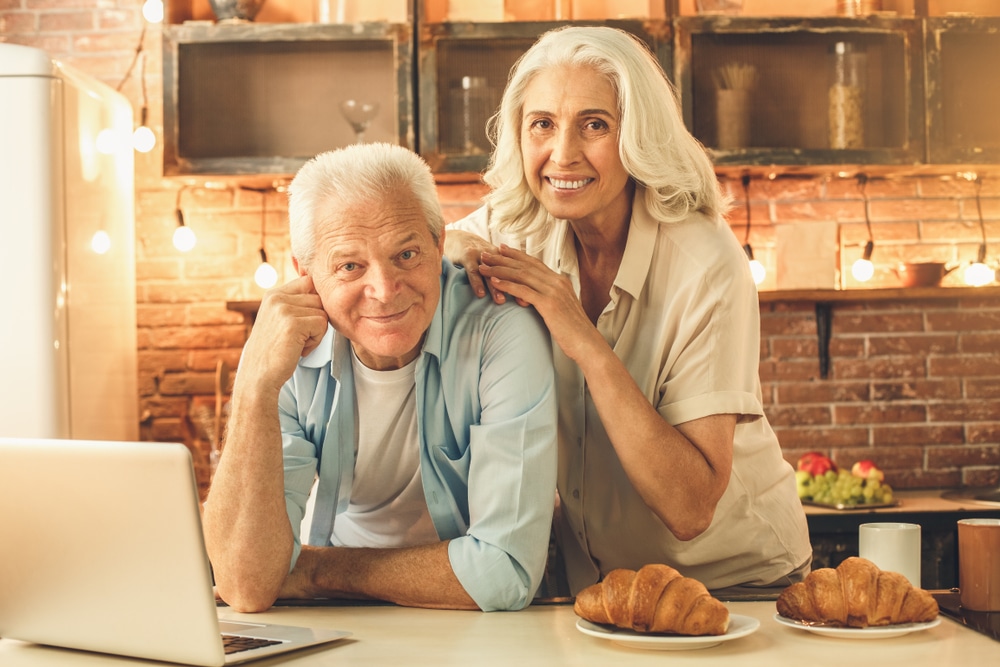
(483, 25), (731, 240)
(287, 142), (444, 269)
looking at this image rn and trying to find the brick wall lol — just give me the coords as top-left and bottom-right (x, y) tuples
(3, 2), (998, 495)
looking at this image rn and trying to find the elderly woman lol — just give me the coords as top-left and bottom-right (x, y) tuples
(446, 26), (811, 595)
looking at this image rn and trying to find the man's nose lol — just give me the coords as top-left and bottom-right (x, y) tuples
(364, 262), (401, 300)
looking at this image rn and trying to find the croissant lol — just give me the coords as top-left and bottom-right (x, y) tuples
(573, 564), (730, 635)
(776, 557), (938, 628)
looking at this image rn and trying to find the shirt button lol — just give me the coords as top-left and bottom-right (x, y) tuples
(572, 489), (580, 499)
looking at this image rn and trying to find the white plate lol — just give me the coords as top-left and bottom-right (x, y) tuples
(773, 613), (942, 638)
(575, 614), (760, 650)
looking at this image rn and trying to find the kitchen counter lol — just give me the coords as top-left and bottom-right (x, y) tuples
(1, 600), (995, 666)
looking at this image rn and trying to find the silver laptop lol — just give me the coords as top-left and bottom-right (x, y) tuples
(0, 437), (350, 666)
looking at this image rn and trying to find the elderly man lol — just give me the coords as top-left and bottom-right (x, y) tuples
(203, 143), (557, 613)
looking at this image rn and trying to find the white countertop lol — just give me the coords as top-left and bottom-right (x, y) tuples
(1, 600), (996, 666)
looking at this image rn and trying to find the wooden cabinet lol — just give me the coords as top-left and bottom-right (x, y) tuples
(162, 8), (414, 175)
(675, 16), (924, 167)
(417, 18), (672, 174)
(925, 16), (1000, 164)
(159, 3), (1000, 176)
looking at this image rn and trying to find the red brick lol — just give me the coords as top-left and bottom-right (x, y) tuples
(139, 396), (189, 419)
(871, 379), (963, 401)
(137, 350), (188, 374)
(136, 304), (188, 328)
(833, 312), (925, 335)
(890, 470), (962, 489)
(967, 379), (1000, 399)
(870, 198), (960, 222)
(868, 334), (958, 356)
(872, 424), (965, 446)
(927, 310), (1000, 332)
(835, 404), (927, 424)
(775, 381), (870, 404)
(37, 9), (94, 31)
(930, 400), (1000, 422)
(964, 469), (1000, 487)
(159, 372), (217, 396)
(773, 427), (869, 448)
(961, 333), (1000, 354)
(833, 357), (927, 380)
(766, 405), (832, 427)
(926, 445), (1000, 468)
(0, 11), (37, 31)
(928, 355), (1000, 378)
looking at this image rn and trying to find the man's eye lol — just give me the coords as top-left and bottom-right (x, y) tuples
(342, 262), (358, 272)
(400, 250), (416, 261)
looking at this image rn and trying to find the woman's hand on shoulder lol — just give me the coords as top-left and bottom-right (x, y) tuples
(443, 228), (505, 304)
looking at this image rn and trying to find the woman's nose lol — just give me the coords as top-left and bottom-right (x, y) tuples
(549, 127), (581, 166)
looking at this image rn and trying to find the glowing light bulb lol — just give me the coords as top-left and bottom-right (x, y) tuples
(142, 0), (164, 23)
(255, 261), (278, 288)
(133, 125), (155, 153)
(90, 230), (111, 254)
(852, 257), (874, 282)
(173, 224), (196, 252)
(964, 262), (995, 287)
(748, 258), (766, 285)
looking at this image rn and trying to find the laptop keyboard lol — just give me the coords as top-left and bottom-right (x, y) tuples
(221, 634), (283, 655)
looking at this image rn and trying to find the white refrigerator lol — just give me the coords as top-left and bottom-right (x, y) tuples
(0, 43), (139, 440)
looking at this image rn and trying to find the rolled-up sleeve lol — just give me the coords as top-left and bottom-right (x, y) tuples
(445, 304), (558, 611)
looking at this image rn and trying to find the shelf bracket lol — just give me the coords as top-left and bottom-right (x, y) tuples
(816, 302), (832, 379)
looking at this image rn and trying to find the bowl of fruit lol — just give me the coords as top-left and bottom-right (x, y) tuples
(794, 452), (896, 509)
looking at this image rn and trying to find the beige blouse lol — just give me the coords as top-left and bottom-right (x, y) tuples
(449, 188), (812, 593)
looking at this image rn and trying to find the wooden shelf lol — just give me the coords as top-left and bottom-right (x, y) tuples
(758, 285), (1000, 303)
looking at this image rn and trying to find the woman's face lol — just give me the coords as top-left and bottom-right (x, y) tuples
(519, 63), (632, 229)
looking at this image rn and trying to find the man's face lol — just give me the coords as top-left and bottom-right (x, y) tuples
(304, 191), (443, 371)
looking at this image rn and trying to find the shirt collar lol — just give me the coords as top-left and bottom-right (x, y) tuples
(550, 185), (656, 302)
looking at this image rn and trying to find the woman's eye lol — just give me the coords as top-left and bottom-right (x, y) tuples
(342, 262), (358, 272)
(585, 119), (609, 132)
(530, 118), (552, 130)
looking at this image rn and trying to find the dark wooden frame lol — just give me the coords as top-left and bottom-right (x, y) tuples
(674, 16), (925, 167)
(162, 22), (415, 176)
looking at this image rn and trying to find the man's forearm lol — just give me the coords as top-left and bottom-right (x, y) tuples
(283, 542), (479, 611)
(203, 380), (294, 612)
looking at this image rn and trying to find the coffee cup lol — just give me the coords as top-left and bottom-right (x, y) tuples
(958, 518), (1000, 611)
(858, 522), (921, 587)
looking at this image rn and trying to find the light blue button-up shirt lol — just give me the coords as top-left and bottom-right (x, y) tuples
(277, 260), (557, 611)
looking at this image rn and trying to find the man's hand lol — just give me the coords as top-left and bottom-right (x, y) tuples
(239, 275), (329, 393)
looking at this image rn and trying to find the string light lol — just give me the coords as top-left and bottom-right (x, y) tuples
(173, 186), (196, 252)
(90, 229), (112, 254)
(741, 173), (765, 286)
(115, 23), (155, 153)
(141, 0), (164, 23)
(964, 174), (995, 287)
(251, 187), (278, 288)
(851, 173), (875, 283)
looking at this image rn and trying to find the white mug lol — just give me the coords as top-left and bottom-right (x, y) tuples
(858, 522), (921, 588)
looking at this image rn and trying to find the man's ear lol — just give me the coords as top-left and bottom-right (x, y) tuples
(292, 256), (308, 277)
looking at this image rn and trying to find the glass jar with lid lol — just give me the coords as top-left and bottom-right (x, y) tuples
(828, 41), (867, 150)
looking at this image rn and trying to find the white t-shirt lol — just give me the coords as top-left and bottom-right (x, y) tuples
(330, 351), (439, 548)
